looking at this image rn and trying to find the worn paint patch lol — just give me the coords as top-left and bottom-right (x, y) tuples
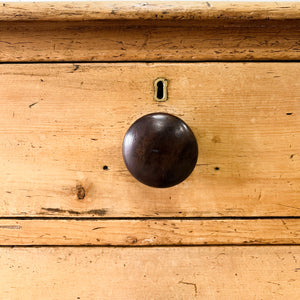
(41, 207), (107, 216)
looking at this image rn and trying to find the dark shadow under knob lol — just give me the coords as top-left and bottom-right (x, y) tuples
(122, 112), (198, 188)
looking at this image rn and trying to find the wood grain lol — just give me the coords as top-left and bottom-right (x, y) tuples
(1, 63), (299, 218)
(0, 246), (299, 299)
(0, 219), (299, 246)
(0, 2), (299, 62)
(1, 20), (299, 62)
(1, 2), (300, 22)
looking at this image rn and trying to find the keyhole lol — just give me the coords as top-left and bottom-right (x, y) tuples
(156, 81), (164, 99)
(154, 78), (168, 102)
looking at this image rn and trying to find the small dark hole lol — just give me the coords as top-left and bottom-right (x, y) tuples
(156, 81), (164, 100)
(215, 167), (220, 171)
(286, 112), (293, 115)
(103, 165), (109, 170)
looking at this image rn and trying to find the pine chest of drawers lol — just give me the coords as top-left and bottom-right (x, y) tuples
(0, 2), (299, 299)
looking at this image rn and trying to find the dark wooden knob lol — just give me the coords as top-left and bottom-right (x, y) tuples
(122, 113), (198, 188)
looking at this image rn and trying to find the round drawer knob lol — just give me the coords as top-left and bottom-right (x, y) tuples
(122, 112), (198, 188)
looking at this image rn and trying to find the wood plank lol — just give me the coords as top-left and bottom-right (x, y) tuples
(1, 2), (300, 22)
(1, 63), (299, 217)
(0, 219), (299, 246)
(1, 2), (299, 62)
(0, 246), (299, 299)
(1, 20), (299, 62)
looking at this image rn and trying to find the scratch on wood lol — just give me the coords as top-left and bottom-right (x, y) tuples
(267, 281), (281, 286)
(0, 225), (22, 229)
(258, 191), (262, 201)
(178, 280), (198, 296)
(92, 227), (104, 231)
(277, 204), (300, 210)
(281, 219), (289, 230)
(29, 102), (38, 108)
(73, 64), (80, 71)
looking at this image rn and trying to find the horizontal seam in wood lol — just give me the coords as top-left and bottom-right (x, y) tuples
(1, 60), (300, 64)
(1, 244), (300, 248)
(0, 217), (300, 221)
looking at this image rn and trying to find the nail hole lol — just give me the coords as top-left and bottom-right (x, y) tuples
(103, 165), (109, 170)
(215, 167), (220, 171)
(154, 78), (168, 102)
(286, 112), (293, 115)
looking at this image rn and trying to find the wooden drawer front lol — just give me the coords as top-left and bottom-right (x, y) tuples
(1, 247), (299, 299)
(1, 63), (299, 218)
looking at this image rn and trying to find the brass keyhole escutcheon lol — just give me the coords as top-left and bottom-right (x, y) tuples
(154, 78), (168, 102)
(122, 112), (198, 188)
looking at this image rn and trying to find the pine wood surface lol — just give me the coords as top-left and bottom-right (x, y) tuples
(1, 1), (299, 22)
(0, 219), (299, 246)
(1, 63), (299, 217)
(1, 20), (299, 62)
(0, 3), (299, 297)
(0, 246), (299, 299)
(0, 2), (299, 62)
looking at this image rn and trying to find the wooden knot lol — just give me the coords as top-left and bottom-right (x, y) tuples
(76, 185), (86, 200)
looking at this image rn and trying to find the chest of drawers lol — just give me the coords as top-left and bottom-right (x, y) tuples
(0, 2), (299, 299)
